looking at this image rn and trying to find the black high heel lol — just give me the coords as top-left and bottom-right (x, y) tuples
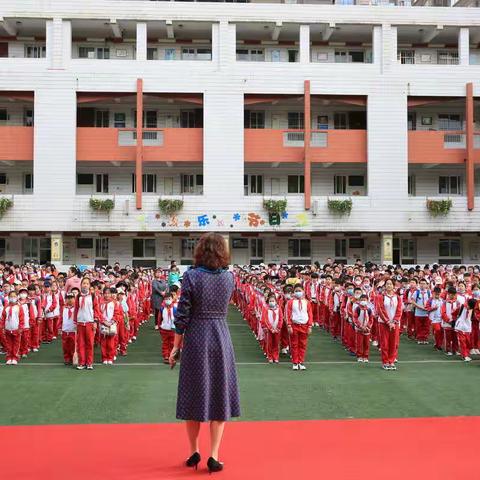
(186, 452), (201, 470)
(207, 457), (224, 474)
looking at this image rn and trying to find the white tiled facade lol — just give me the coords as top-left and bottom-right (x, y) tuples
(0, 0), (480, 267)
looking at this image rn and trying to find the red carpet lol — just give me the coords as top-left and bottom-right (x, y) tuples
(0, 417), (477, 480)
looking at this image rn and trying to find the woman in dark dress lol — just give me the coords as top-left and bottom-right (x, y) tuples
(169, 233), (240, 474)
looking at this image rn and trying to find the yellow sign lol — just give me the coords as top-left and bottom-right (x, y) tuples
(383, 234), (393, 263)
(51, 235), (63, 262)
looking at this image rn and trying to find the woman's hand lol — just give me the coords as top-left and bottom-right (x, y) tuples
(169, 347), (179, 368)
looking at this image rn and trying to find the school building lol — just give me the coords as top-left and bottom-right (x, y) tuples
(0, 0), (479, 267)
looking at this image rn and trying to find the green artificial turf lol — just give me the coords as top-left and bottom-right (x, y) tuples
(0, 307), (479, 426)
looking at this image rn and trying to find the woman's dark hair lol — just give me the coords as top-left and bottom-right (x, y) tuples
(193, 233), (230, 270)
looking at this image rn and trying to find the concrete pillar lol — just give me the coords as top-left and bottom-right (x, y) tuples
(299, 25), (310, 65)
(459, 27), (470, 66)
(136, 22), (147, 61)
(46, 18), (66, 69)
(218, 21), (236, 70)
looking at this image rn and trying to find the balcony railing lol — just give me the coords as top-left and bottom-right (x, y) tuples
(77, 127), (203, 162)
(0, 126), (34, 161)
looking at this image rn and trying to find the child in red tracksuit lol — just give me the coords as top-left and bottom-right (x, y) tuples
(286, 285), (313, 371)
(262, 294), (283, 364)
(353, 294), (373, 363)
(100, 288), (117, 365)
(1, 291), (25, 365)
(27, 285), (42, 353)
(18, 288), (33, 358)
(454, 298), (476, 362)
(159, 293), (177, 364)
(61, 293), (76, 365)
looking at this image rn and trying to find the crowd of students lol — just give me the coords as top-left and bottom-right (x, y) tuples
(0, 262), (182, 368)
(233, 261), (480, 370)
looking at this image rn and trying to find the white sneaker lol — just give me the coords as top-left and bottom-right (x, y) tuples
(52, 336), (57, 340)
(103, 360), (108, 365)
(447, 352), (453, 356)
(87, 365), (94, 370)
(292, 364), (299, 371)
(390, 364), (397, 370)
(281, 348), (288, 355)
(6, 359), (12, 365)
(77, 365), (85, 370)
(464, 357), (472, 362)
(114, 356), (117, 361)
(128, 340), (132, 344)
(33, 348), (39, 353)
(299, 363), (306, 370)
(382, 364), (390, 370)
(107, 361), (113, 365)
(22, 354), (27, 358)
(372, 341), (378, 347)
(154, 325), (159, 330)
(313, 323), (319, 327)
(455, 352), (461, 356)
(133, 336), (137, 341)
(363, 358), (369, 363)
(357, 358), (363, 363)
(475, 349), (480, 355)
(11, 359), (18, 365)
(470, 349), (476, 355)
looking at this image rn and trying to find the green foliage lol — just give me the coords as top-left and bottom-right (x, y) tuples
(158, 199), (184, 215)
(89, 198), (115, 212)
(426, 199), (452, 217)
(0, 197), (13, 218)
(328, 198), (352, 216)
(263, 199), (287, 214)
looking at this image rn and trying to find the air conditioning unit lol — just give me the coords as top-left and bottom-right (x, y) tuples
(312, 200), (319, 216)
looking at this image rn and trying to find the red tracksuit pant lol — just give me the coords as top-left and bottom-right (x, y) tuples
(266, 331), (280, 362)
(160, 328), (175, 360)
(443, 328), (457, 353)
(30, 320), (40, 350)
(379, 323), (399, 365)
(432, 323), (443, 349)
(330, 312), (341, 338)
(100, 334), (116, 362)
(43, 317), (54, 342)
(20, 328), (30, 356)
(415, 316), (431, 342)
(471, 320), (479, 350)
(62, 332), (76, 363)
(356, 332), (370, 359)
(290, 324), (309, 364)
(117, 321), (128, 355)
(76, 323), (95, 367)
(311, 302), (320, 325)
(4, 330), (21, 362)
(280, 322), (290, 350)
(456, 331), (471, 359)
(407, 311), (416, 337)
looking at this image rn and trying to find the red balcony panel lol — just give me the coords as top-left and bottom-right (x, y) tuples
(408, 131), (468, 164)
(0, 127), (33, 161)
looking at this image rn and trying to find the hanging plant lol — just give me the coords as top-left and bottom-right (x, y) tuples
(328, 198), (352, 216)
(158, 199), (184, 215)
(263, 199), (287, 214)
(426, 199), (452, 217)
(0, 197), (13, 218)
(90, 198), (115, 212)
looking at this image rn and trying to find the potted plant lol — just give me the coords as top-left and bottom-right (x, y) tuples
(327, 198), (352, 216)
(158, 199), (184, 215)
(426, 199), (452, 217)
(0, 197), (13, 218)
(90, 198), (115, 212)
(263, 199), (287, 226)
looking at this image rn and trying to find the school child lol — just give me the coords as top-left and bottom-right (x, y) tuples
(471, 284), (480, 355)
(41, 281), (58, 343)
(280, 286), (292, 355)
(116, 287), (130, 356)
(376, 279), (403, 371)
(286, 285), (313, 371)
(159, 292), (177, 364)
(427, 287), (444, 351)
(454, 298), (476, 362)
(18, 288), (32, 358)
(99, 288), (117, 365)
(328, 279), (343, 341)
(126, 284), (139, 343)
(50, 281), (63, 340)
(412, 278), (431, 345)
(60, 293), (76, 365)
(261, 293), (283, 363)
(27, 285), (42, 352)
(441, 287), (459, 356)
(1, 291), (25, 365)
(404, 278), (418, 339)
(305, 273), (320, 327)
(319, 275), (333, 331)
(74, 277), (101, 370)
(353, 294), (373, 363)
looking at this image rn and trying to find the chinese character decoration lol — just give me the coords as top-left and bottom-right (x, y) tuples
(197, 214), (210, 227)
(168, 215), (179, 227)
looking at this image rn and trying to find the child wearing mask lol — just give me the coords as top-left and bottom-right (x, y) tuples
(471, 284), (480, 355)
(329, 279), (343, 341)
(18, 288), (32, 358)
(159, 292), (177, 364)
(99, 288), (117, 365)
(412, 278), (431, 345)
(280, 286), (293, 355)
(441, 287), (460, 356)
(427, 287), (444, 351)
(42, 281), (58, 343)
(27, 284), (42, 353)
(1, 291), (25, 365)
(262, 293), (283, 363)
(61, 293), (76, 365)
(353, 294), (373, 363)
(286, 285), (312, 371)
(454, 298), (476, 362)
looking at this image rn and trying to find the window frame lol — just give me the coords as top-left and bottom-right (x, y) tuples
(287, 175), (305, 194)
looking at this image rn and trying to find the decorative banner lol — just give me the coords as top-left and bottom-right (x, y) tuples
(247, 213), (265, 227)
(383, 233), (393, 264)
(51, 234), (63, 262)
(268, 213), (281, 226)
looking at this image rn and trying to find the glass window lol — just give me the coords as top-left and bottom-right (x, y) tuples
(334, 113), (347, 130)
(334, 176), (347, 195)
(133, 239), (156, 258)
(164, 48), (176, 60)
(288, 112), (304, 129)
(131, 174), (157, 193)
(24, 173), (34, 193)
(96, 174), (109, 193)
(288, 175), (305, 194)
(147, 47), (158, 60)
(288, 239), (311, 259)
(145, 111), (157, 128)
(335, 239), (347, 258)
(232, 238), (249, 249)
(408, 175), (416, 196)
(24, 109), (34, 127)
(439, 239), (461, 259)
(181, 238), (198, 259)
(0, 238), (6, 259)
(77, 173), (94, 185)
(95, 110), (109, 128)
(439, 176), (461, 195)
(25, 45), (46, 58)
(271, 49), (281, 62)
(250, 238), (264, 259)
(401, 239), (416, 259)
(79, 47), (95, 59)
(181, 174), (203, 195)
(398, 50), (415, 64)
(181, 111), (196, 128)
(348, 176), (364, 187)
(76, 238), (94, 249)
(349, 238), (365, 249)
(0, 109), (7, 122)
(114, 113), (126, 128)
(248, 111), (265, 129)
(95, 238), (109, 258)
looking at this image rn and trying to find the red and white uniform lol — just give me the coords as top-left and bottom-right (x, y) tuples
(376, 293), (402, 366)
(286, 297), (313, 365)
(61, 305), (76, 364)
(1, 303), (25, 362)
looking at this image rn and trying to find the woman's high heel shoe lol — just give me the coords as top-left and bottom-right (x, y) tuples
(186, 452), (201, 470)
(207, 457), (224, 474)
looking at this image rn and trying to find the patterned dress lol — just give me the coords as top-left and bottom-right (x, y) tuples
(174, 267), (241, 422)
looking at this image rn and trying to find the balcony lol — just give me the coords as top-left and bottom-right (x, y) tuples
(0, 126), (33, 161)
(244, 129), (367, 163)
(408, 131), (480, 164)
(77, 128), (203, 162)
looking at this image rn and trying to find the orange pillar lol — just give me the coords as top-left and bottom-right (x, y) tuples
(136, 78), (144, 210)
(466, 82), (474, 211)
(304, 79), (311, 210)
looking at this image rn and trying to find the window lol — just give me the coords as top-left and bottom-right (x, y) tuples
(287, 112), (304, 129)
(114, 113), (126, 128)
(0, 109), (8, 122)
(335, 50), (365, 63)
(288, 175), (305, 194)
(335, 239), (347, 259)
(77, 173), (94, 185)
(95, 110), (109, 128)
(334, 176), (347, 195)
(408, 175), (416, 196)
(438, 114), (462, 131)
(0, 173), (7, 185)
(132, 174), (157, 193)
(182, 48), (211, 61)
(244, 111), (265, 129)
(439, 176), (461, 195)
(271, 49), (281, 62)
(79, 47), (110, 59)
(398, 50), (415, 64)
(24, 109), (34, 127)
(147, 47), (158, 60)
(23, 238), (51, 264)
(133, 238), (156, 258)
(0, 238), (6, 260)
(164, 48), (176, 60)
(408, 112), (416, 131)
(181, 174), (203, 195)
(288, 50), (298, 63)
(23, 173), (33, 194)
(288, 239), (311, 262)
(96, 174), (109, 193)
(25, 45), (46, 58)
(180, 111), (196, 128)
(76, 238), (94, 250)
(232, 238), (249, 249)
(349, 238), (365, 249)
(133, 110), (157, 128)
(181, 238), (198, 264)
(95, 238), (109, 258)
(437, 51), (459, 65)
(236, 48), (264, 62)
(401, 239), (416, 263)
(244, 175), (263, 196)
(349, 176), (364, 187)
(334, 113), (347, 130)
(439, 239), (462, 263)
(250, 238), (264, 263)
